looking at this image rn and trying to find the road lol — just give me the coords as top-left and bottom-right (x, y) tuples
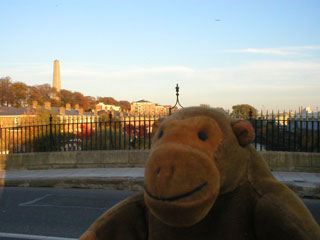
(0, 187), (319, 239)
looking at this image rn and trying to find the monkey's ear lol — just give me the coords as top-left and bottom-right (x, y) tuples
(232, 120), (255, 147)
(151, 118), (165, 137)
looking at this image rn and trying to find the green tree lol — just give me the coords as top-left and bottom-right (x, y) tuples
(231, 104), (257, 119)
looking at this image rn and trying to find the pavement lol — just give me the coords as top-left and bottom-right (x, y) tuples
(1, 168), (320, 198)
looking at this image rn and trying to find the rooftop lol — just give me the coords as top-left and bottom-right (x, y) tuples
(0, 106), (36, 116)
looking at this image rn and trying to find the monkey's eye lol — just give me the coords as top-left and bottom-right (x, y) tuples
(158, 130), (164, 139)
(198, 131), (208, 141)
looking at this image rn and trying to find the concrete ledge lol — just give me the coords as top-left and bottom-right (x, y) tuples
(284, 182), (320, 199)
(4, 169), (319, 198)
(1, 150), (320, 172)
(1, 150), (149, 170)
(4, 178), (144, 191)
(261, 151), (320, 172)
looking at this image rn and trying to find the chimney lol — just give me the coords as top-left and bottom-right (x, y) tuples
(79, 108), (84, 115)
(44, 101), (51, 110)
(32, 101), (38, 109)
(60, 107), (65, 115)
(74, 104), (80, 111)
(66, 103), (71, 111)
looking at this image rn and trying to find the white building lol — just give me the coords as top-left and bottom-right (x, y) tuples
(96, 102), (121, 112)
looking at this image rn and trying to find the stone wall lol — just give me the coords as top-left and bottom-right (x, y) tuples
(0, 150), (149, 170)
(0, 150), (319, 172)
(260, 151), (320, 172)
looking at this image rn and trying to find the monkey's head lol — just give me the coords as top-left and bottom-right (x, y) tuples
(144, 107), (254, 227)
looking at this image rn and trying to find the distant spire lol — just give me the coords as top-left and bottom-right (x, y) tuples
(53, 60), (61, 92)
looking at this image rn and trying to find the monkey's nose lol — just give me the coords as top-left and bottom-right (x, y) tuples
(156, 166), (175, 178)
(156, 166), (175, 190)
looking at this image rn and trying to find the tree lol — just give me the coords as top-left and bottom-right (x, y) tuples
(231, 104), (257, 119)
(85, 96), (96, 111)
(27, 86), (43, 106)
(119, 100), (131, 111)
(60, 89), (73, 107)
(10, 82), (28, 107)
(36, 84), (53, 102)
(0, 77), (13, 106)
(97, 97), (118, 106)
(51, 97), (61, 107)
(72, 92), (89, 110)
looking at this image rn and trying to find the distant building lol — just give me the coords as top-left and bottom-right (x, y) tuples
(0, 106), (36, 126)
(52, 60), (61, 92)
(95, 102), (121, 112)
(131, 100), (170, 116)
(288, 107), (320, 131)
(0, 102), (94, 127)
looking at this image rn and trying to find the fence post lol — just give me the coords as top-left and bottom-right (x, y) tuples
(0, 126), (2, 154)
(49, 115), (53, 151)
(109, 112), (114, 149)
(249, 108), (253, 120)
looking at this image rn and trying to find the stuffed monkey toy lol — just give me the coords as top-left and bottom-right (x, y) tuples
(80, 107), (320, 240)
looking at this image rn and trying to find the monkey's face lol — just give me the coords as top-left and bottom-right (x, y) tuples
(144, 116), (223, 227)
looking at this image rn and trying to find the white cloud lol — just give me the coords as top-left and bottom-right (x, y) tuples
(231, 48), (293, 55)
(226, 45), (320, 56)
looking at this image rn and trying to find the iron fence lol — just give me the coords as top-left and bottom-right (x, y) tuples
(249, 117), (320, 152)
(0, 114), (162, 154)
(0, 113), (319, 154)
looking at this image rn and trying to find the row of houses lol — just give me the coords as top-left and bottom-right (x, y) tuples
(0, 100), (171, 127)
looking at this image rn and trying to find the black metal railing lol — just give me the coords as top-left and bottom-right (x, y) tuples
(0, 114), (164, 154)
(0, 112), (319, 154)
(249, 117), (320, 152)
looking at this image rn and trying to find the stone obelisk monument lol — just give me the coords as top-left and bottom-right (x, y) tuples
(52, 60), (61, 92)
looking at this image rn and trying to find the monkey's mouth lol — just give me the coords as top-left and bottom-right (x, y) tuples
(145, 182), (208, 202)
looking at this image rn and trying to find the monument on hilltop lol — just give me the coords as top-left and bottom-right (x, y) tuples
(52, 59), (61, 92)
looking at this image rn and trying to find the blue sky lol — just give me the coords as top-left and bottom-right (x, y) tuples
(1, 0), (319, 112)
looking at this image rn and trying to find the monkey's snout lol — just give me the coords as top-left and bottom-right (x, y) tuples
(156, 166), (175, 177)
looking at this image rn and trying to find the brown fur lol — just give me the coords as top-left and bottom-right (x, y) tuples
(80, 107), (320, 240)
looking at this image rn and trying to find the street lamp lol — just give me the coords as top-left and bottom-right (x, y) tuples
(169, 84), (184, 115)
